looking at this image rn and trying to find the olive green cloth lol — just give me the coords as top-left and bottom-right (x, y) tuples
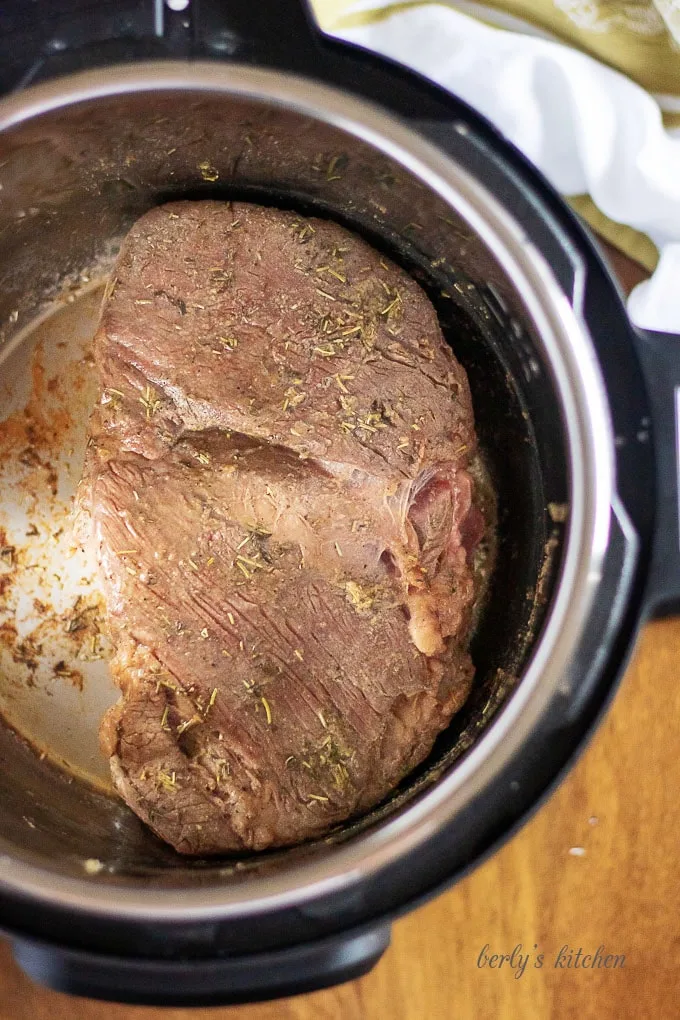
(312, 0), (680, 268)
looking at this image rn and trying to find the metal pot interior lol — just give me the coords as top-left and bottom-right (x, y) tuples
(0, 72), (569, 894)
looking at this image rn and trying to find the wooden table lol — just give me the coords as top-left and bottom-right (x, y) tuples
(2, 249), (677, 1019)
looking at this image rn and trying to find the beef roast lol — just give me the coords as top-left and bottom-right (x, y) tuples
(80, 200), (483, 854)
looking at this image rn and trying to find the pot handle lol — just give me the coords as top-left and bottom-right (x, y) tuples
(186, 0), (321, 63)
(4, 0), (323, 92)
(634, 328), (680, 617)
(11, 923), (390, 1006)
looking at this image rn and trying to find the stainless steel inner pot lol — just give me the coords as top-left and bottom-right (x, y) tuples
(0, 63), (613, 923)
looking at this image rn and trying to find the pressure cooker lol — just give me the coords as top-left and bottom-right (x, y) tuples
(0, 0), (677, 1005)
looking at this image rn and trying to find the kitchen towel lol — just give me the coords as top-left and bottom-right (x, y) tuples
(314, 0), (680, 99)
(312, 0), (680, 333)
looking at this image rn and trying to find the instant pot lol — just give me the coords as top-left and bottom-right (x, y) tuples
(0, 0), (678, 1006)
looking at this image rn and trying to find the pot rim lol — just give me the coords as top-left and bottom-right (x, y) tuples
(0, 60), (614, 921)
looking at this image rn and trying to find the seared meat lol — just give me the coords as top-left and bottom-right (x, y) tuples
(81, 201), (483, 854)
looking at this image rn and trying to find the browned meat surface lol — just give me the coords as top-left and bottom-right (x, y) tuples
(81, 200), (483, 854)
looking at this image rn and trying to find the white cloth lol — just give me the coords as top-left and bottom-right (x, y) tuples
(330, 1), (680, 333)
